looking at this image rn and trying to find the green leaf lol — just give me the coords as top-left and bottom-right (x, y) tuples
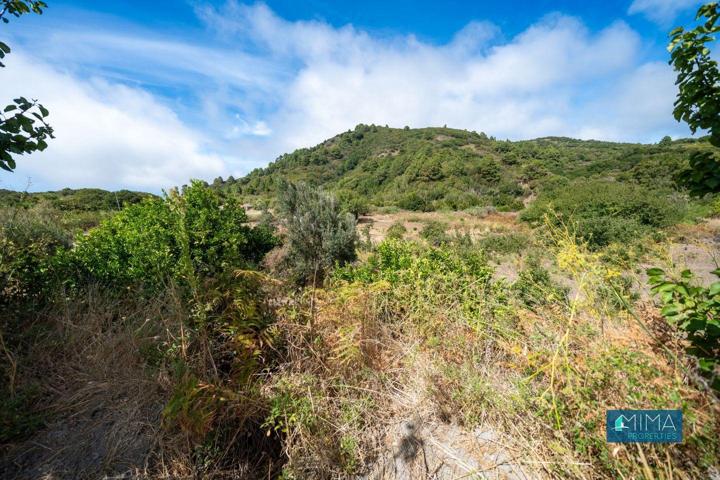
(0, 41), (10, 54)
(656, 282), (678, 293)
(646, 267), (665, 276)
(709, 282), (720, 297)
(697, 358), (716, 372)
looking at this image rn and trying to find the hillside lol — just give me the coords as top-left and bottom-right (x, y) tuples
(0, 188), (155, 211)
(216, 125), (710, 211)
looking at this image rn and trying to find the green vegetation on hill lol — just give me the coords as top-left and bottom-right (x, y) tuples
(0, 188), (154, 211)
(213, 124), (713, 212)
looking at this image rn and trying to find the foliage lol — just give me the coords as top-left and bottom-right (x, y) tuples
(0, 188), (154, 212)
(278, 182), (357, 285)
(512, 257), (567, 308)
(683, 150), (720, 195)
(668, 3), (720, 148)
(477, 232), (529, 256)
(647, 267), (720, 389)
(385, 221), (407, 240)
(335, 238), (492, 287)
(68, 181), (275, 290)
(0, 206), (70, 305)
(419, 220), (449, 246)
(667, 2), (720, 194)
(214, 125), (710, 212)
(0, 1), (52, 172)
(521, 180), (686, 249)
(336, 190), (370, 218)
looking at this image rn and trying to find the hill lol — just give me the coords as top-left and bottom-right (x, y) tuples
(0, 188), (155, 211)
(215, 125), (711, 211)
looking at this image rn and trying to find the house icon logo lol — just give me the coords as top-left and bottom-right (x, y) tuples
(614, 416), (629, 433)
(607, 410), (682, 443)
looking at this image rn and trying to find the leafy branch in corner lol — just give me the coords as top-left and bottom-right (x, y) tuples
(647, 267), (720, 391)
(0, 0), (53, 172)
(668, 2), (720, 194)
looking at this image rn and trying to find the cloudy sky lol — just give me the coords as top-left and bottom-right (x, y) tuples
(0, 0), (708, 192)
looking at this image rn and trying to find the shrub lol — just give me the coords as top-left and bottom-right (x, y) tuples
(398, 192), (430, 211)
(69, 181), (275, 290)
(385, 221), (407, 240)
(648, 267), (720, 390)
(337, 190), (370, 218)
(278, 182), (358, 285)
(478, 232), (529, 256)
(336, 238), (492, 286)
(420, 220), (449, 246)
(512, 257), (568, 308)
(0, 208), (71, 305)
(521, 180), (686, 249)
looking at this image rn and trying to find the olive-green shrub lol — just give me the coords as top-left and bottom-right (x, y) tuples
(278, 182), (357, 285)
(68, 180), (276, 290)
(521, 180), (686, 249)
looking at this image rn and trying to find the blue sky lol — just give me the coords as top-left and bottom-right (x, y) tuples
(0, 0), (708, 192)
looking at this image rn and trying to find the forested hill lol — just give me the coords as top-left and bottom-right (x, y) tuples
(0, 188), (156, 211)
(214, 124), (711, 212)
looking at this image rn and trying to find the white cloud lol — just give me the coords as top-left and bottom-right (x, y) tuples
(1, 52), (224, 192)
(1, 2), (695, 191)
(202, 3), (682, 152)
(628, 0), (701, 25)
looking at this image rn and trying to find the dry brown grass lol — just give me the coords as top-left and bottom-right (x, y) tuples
(3, 214), (719, 479)
(1, 287), (173, 479)
(359, 209), (526, 244)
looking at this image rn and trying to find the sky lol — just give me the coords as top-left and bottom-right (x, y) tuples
(0, 0), (710, 192)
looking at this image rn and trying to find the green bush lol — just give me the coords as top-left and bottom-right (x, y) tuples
(0, 208), (71, 305)
(648, 267), (720, 390)
(512, 257), (568, 308)
(420, 221), (449, 246)
(337, 190), (370, 218)
(278, 182), (358, 285)
(521, 180), (686, 249)
(385, 221), (407, 240)
(398, 192), (430, 212)
(478, 232), (529, 256)
(68, 181), (275, 290)
(335, 238), (492, 286)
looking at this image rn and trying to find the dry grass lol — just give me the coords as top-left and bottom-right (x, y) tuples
(1, 287), (173, 479)
(259, 222), (720, 479)
(2, 214), (719, 479)
(359, 210), (527, 244)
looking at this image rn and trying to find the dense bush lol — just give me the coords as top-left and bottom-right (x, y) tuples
(0, 208), (71, 305)
(278, 182), (358, 285)
(477, 232), (529, 256)
(0, 188), (154, 211)
(68, 181), (276, 290)
(336, 190), (370, 218)
(335, 238), (492, 286)
(385, 221), (407, 240)
(512, 257), (568, 308)
(648, 267), (720, 390)
(420, 220), (449, 246)
(521, 180), (686, 249)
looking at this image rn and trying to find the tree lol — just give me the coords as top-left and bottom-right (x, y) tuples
(278, 182), (357, 285)
(668, 2), (720, 193)
(0, 1), (53, 172)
